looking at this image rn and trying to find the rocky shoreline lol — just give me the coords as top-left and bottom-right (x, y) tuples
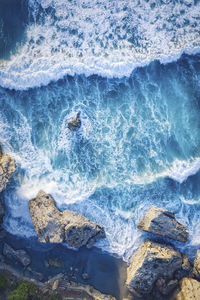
(0, 145), (200, 299)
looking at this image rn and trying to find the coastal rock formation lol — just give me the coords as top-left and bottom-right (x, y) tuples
(137, 206), (188, 242)
(29, 190), (105, 248)
(0, 146), (16, 193)
(3, 243), (31, 267)
(68, 112), (81, 131)
(175, 278), (200, 299)
(193, 250), (200, 279)
(47, 274), (116, 300)
(126, 240), (182, 295)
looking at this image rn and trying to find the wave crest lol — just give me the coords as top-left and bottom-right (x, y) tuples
(1, 0), (200, 89)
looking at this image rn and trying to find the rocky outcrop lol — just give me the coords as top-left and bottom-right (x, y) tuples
(137, 206), (188, 242)
(126, 240), (182, 295)
(47, 274), (116, 300)
(175, 278), (200, 299)
(0, 146), (15, 193)
(3, 243), (31, 267)
(68, 112), (81, 131)
(193, 250), (200, 279)
(29, 190), (105, 248)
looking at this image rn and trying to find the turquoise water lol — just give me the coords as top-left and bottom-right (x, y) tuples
(0, 0), (200, 261)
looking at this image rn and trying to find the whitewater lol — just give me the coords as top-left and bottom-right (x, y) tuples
(0, 0), (200, 261)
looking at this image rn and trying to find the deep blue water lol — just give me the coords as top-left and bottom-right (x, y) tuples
(0, 0), (200, 261)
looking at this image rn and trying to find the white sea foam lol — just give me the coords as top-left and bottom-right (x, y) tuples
(168, 158), (200, 183)
(0, 0), (200, 89)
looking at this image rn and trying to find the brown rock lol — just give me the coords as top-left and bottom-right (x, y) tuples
(126, 240), (182, 295)
(0, 149), (16, 193)
(29, 190), (105, 248)
(138, 206), (188, 242)
(175, 278), (200, 300)
(193, 250), (200, 279)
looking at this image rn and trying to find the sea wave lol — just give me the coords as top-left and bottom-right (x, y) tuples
(133, 158), (200, 185)
(0, 0), (200, 90)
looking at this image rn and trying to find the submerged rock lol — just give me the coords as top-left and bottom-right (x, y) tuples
(29, 190), (105, 248)
(126, 240), (182, 295)
(137, 206), (188, 242)
(175, 278), (200, 299)
(3, 243), (31, 267)
(0, 146), (15, 193)
(67, 112), (81, 131)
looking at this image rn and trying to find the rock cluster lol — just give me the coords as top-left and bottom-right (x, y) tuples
(137, 206), (188, 242)
(29, 190), (105, 248)
(47, 274), (116, 300)
(126, 205), (200, 299)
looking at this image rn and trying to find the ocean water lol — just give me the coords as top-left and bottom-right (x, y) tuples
(0, 0), (200, 261)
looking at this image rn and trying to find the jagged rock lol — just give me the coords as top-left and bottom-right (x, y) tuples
(126, 240), (182, 295)
(137, 206), (188, 242)
(67, 112), (81, 131)
(3, 243), (31, 267)
(0, 146), (16, 193)
(175, 278), (200, 299)
(193, 250), (200, 279)
(29, 190), (105, 248)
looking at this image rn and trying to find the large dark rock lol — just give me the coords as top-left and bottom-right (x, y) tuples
(67, 112), (81, 131)
(137, 206), (188, 242)
(3, 243), (31, 267)
(29, 190), (105, 248)
(0, 146), (15, 193)
(175, 278), (200, 299)
(126, 240), (182, 295)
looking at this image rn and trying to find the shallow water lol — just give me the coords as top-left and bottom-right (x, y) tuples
(0, 0), (200, 261)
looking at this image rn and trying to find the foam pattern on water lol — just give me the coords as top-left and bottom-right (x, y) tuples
(1, 55), (200, 260)
(0, 0), (200, 89)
